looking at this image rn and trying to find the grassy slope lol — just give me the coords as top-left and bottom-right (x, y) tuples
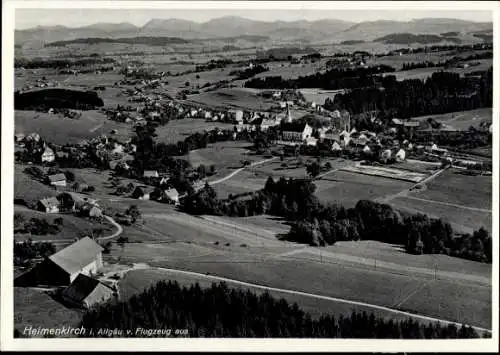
(14, 288), (83, 337)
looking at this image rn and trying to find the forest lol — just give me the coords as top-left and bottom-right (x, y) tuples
(244, 65), (396, 90)
(79, 280), (481, 338)
(324, 69), (492, 120)
(14, 89), (104, 110)
(180, 177), (491, 263)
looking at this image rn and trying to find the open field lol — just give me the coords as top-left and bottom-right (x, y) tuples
(154, 118), (234, 145)
(390, 196), (491, 233)
(254, 60), (328, 80)
(14, 165), (57, 204)
(341, 164), (428, 183)
(299, 88), (345, 105)
(183, 141), (265, 180)
(185, 87), (276, 111)
(393, 160), (441, 174)
(109, 241), (491, 329)
(118, 267), (436, 323)
(314, 171), (413, 207)
(408, 168), (492, 210)
(14, 287), (83, 336)
(385, 59), (492, 81)
(162, 67), (238, 96)
(212, 170), (268, 199)
(15, 110), (131, 145)
(412, 108), (492, 131)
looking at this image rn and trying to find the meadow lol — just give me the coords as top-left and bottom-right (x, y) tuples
(314, 171), (412, 207)
(412, 108), (492, 131)
(15, 110), (131, 145)
(390, 196), (491, 234)
(154, 118), (234, 145)
(14, 288), (83, 337)
(408, 168), (492, 210)
(185, 87), (276, 111)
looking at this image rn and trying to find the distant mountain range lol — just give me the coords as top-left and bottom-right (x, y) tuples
(15, 16), (492, 47)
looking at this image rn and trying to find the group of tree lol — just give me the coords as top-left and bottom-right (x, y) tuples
(325, 69), (492, 120)
(15, 88), (104, 111)
(14, 239), (56, 267)
(230, 65), (269, 80)
(14, 57), (115, 69)
(14, 214), (63, 236)
(180, 177), (491, 263)
(244, 65), (396, 90)
(79, 280), (481, 338)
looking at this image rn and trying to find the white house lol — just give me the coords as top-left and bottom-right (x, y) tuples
(281, 123), (313, 142)
(165, 188), (180, 205)
(48, 173), (67, 187)
(395, 149), (406, 161)
(41, 147), (55, 163)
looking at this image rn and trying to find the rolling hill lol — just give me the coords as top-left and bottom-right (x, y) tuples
(15, 16), (492, 46)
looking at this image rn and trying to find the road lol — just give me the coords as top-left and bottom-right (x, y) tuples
(147, 266), (491, 335)
(98, 215), (123, 241)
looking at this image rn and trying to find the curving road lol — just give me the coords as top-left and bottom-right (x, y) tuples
(147, 266), (492, 335)
(98, 215), (124, 241)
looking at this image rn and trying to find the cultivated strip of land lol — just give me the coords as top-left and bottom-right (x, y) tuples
(148, 266), (492, 334)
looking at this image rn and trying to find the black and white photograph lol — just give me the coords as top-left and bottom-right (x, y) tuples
(1, 0), (498, 352)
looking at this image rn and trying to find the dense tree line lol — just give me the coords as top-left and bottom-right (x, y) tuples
(181, 178), (491, 263)
(230, 64), (269, 80)
(14, 240), (56, 266)
(79, 280), (480, 338)
(14, 57), (115, 69)
(244, 65), (396, 90)
(195, 59), (233, 72)
(46, 36), (190, 47)
(15, 89), (104, 111)
(325, 69), (492, 120)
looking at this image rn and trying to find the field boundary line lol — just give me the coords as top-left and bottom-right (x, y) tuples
(151, 266), (492, 334)
(402, 195), (492, 213)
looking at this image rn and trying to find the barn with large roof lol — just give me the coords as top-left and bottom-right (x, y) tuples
(14, 237), (103, 287)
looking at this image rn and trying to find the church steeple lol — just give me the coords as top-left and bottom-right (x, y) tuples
(286, 103), (293, 123)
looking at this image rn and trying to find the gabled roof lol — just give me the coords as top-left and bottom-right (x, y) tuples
(48, 173), (66, 182)
(48, 237), (103, 275)
(61, 273), (113, 304)
(281, 122), (309, 133)
(39, 197), (59, 209)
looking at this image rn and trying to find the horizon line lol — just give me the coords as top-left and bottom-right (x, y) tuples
(15, 15), (493, 31)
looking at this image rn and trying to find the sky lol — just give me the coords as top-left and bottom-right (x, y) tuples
(15, 7), (493, 29)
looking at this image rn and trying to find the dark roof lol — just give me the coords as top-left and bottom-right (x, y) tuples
(281, 122), (308, 133)
(61, 273), (112, 304)
(48, 237), (103, 275)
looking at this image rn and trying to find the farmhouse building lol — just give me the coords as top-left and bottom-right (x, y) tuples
(61, 273), (114, 309)
(47, 173), (67, 187)
(143, 170), (159, 179)
(14, 237), (104, 287)
(165, 188), (180, 205)
(37, 197), (60, 213)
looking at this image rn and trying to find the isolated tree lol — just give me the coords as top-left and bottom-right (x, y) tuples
(306, 162), (321, 178)
(126, 205), (141, 224)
